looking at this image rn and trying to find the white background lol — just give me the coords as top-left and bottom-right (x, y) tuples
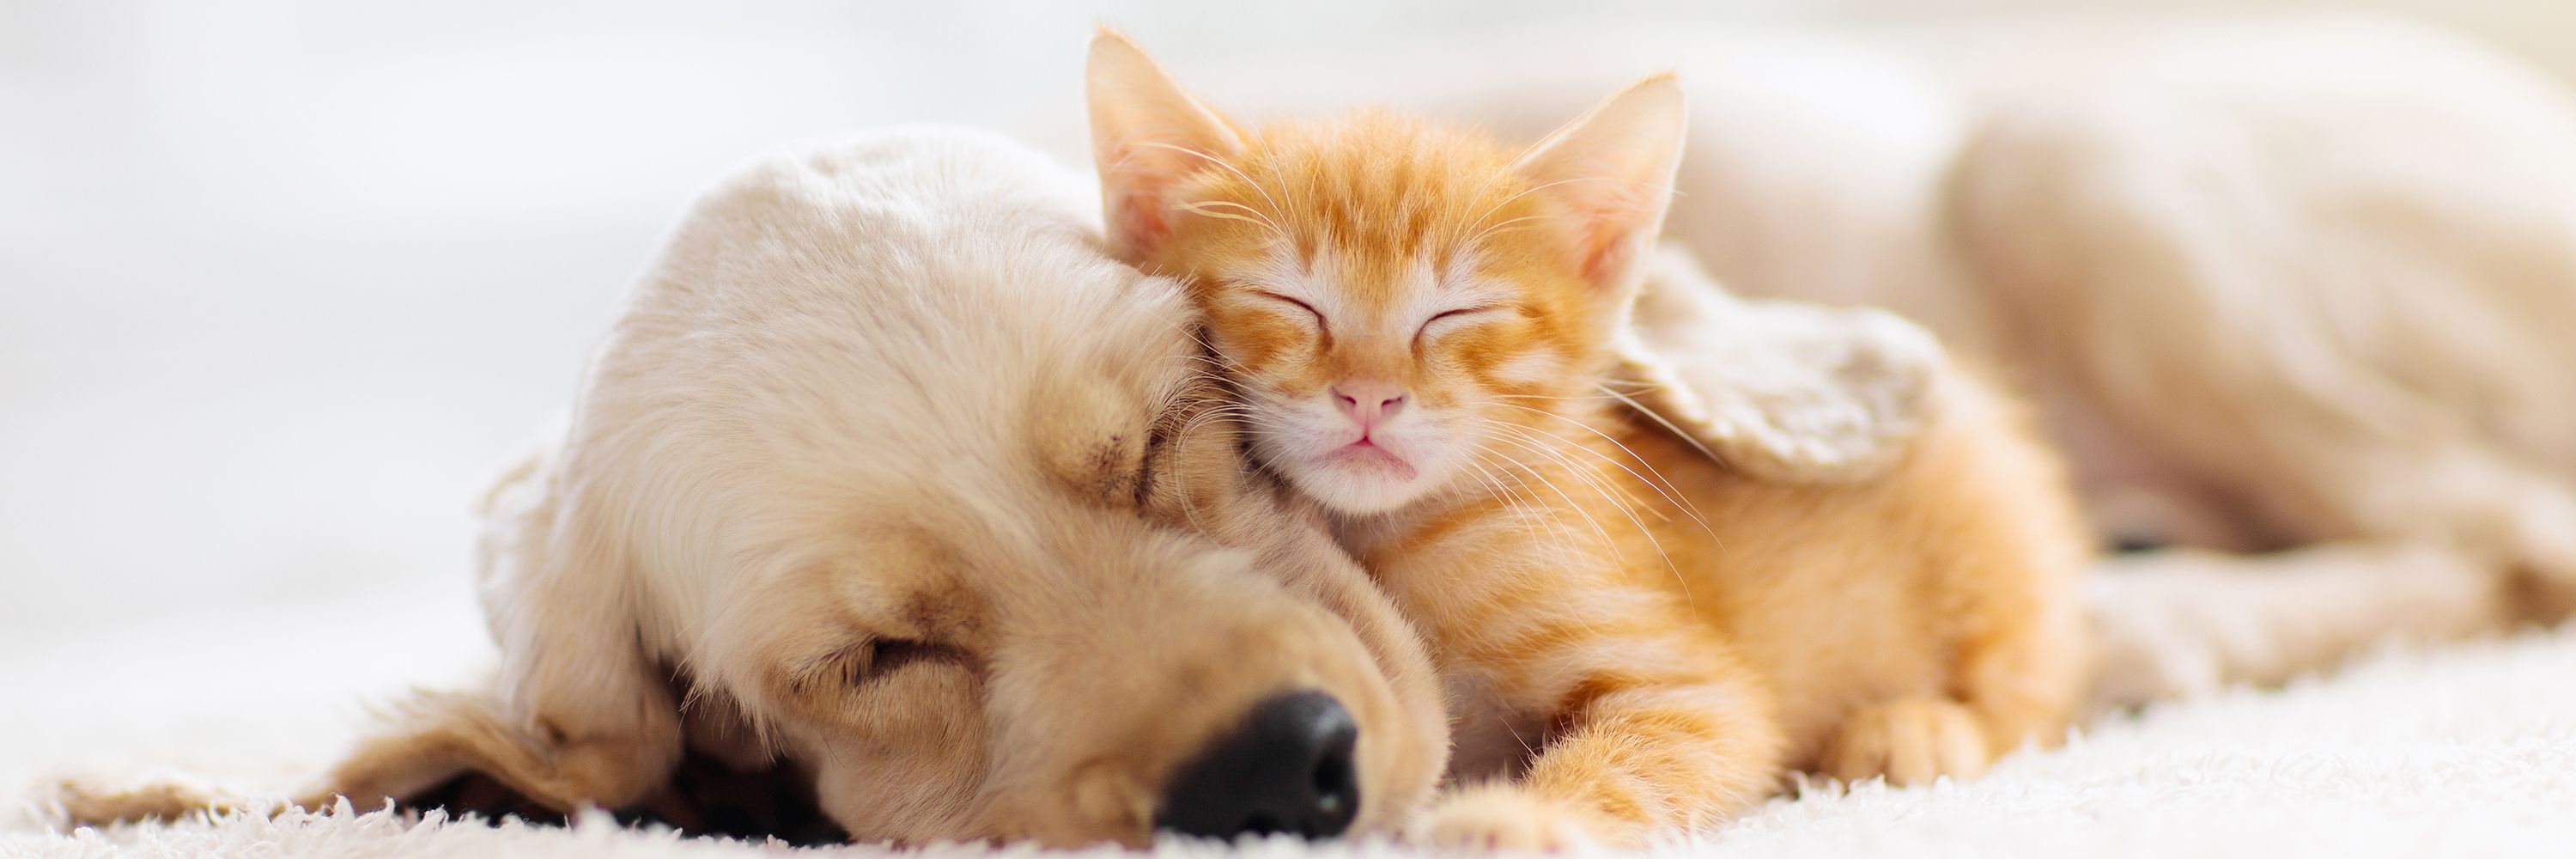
(4, 0), (2573, 647)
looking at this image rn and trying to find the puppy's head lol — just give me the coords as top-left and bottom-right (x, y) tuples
(682, 271), (1450, 845)
(79, 129), (1446, 849)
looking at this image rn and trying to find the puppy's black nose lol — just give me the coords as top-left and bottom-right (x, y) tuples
(1156, 691), (1361, 840)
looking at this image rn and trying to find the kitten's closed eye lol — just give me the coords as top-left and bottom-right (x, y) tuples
(1418, 305), (1507, 340)
(1247, 289), (1327, 329)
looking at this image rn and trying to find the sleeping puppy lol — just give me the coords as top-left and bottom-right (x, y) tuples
(1649, 15), (2576, 704)
(58, 126), (1448, 847)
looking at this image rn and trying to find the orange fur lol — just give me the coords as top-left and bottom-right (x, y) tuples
(1088, 31), (2087, 850)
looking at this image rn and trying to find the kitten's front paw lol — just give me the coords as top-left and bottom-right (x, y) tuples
(1413, 784), (1602, 853)
(1820, 698), (1990, 787)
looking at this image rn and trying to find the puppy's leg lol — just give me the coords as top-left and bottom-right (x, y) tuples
(2086, 542), (2514, 710)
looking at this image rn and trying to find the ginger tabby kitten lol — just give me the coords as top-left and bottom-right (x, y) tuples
(1086, 32), (2087, 850)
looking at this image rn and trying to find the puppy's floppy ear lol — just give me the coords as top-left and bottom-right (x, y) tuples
(1086, 27), (1246, 263)
(57, 454), (690, 828)
(1613, 247), (1947, 482)
(446, 446), (686, 811)
(1512, 73), (1687, 317)
(52, 680), (677, 828)
(268, 447), (683, 819)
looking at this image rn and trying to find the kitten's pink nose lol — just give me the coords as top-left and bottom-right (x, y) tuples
(1330, 381), (1407, 433)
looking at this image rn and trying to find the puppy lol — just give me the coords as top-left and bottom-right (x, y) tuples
(1643, 15), (2576, 704)
(58, 126), (1448, 847)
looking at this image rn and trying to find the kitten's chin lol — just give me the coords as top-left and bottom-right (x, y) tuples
(1285, 448), (1437, 515)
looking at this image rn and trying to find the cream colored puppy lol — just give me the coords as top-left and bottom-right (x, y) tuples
(59, 126), (1448, 847)
(1661, 15), (2576, 704)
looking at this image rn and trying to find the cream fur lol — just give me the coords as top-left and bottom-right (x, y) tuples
(1714, 15), (2576, 704)
(1613, 247), (1947, 484)
(50, 126), (1449, 848)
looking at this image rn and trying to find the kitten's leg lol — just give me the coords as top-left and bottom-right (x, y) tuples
(1817, 597), (2081, 788)
(1822, 514), (2090, 785)
(1818, 698), (1990, 785)
(1413, 603), (1783, 850)
(1817, 601), (2084, 787)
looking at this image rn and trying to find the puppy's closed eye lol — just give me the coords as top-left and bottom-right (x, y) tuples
(804, 638), (968, 692)
(863, 638), (958, 679)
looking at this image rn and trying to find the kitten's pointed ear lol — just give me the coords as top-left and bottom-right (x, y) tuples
(1513, 73), (1686, 304)
(1087, 28), (1245, 263)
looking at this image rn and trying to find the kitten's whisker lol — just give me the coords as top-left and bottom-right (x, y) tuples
(1176, 200), (1286, 242)
(1455, 453), (1549, 540)
(1460, 444), (1568, 543)
(1462, 213), (1552, 249)
(1486, 403), (1716, 538)
(1132, 141), (1291, 235)
(1469, 429), (1606, 543)
(1595, 382), (1722, 467)
(1461, 175), (1649, 239)
(1457, 176), (1593, 244)
(1493, 393), (1624, 402)
(1473, 426), (1622, 553)
(1452, 174), (1680, 259)
(1485, 422), (1692, 604)
(1488, 428), (1658, 545)
(1483, 421), (1635, 509)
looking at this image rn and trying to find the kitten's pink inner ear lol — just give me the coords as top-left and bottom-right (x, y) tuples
(1085, 29), (1242, 262)
(1563, 189), (1656, 288)
(1106, 181), (1176, 259)
(1512, 74), (1687, 294)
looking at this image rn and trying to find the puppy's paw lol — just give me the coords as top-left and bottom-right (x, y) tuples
(2507, 484), (2576, 622)
(1413, 784), (1603, 853)
(2085, 600), (2226, 710)
(1820, 698), (1990, 787)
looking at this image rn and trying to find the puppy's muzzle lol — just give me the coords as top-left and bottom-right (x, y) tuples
(1155, 691), (1361, 840)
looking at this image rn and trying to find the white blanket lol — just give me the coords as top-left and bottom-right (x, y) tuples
(7, 582), (2569, 857)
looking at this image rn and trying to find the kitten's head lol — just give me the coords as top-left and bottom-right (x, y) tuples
(1086, 31), (1686, 514)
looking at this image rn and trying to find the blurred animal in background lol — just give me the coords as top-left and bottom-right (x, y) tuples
(1191, 12), (2576, 706)
(1662, 15), (2576, 706)
(58, 126), (1453, 847)
(1090, 31), (2087, 850)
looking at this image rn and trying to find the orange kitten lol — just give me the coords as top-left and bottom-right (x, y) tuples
(1087, 32), (2088, 850)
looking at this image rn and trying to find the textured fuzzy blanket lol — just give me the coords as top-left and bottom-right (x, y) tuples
(4, 584), (2569, 857)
